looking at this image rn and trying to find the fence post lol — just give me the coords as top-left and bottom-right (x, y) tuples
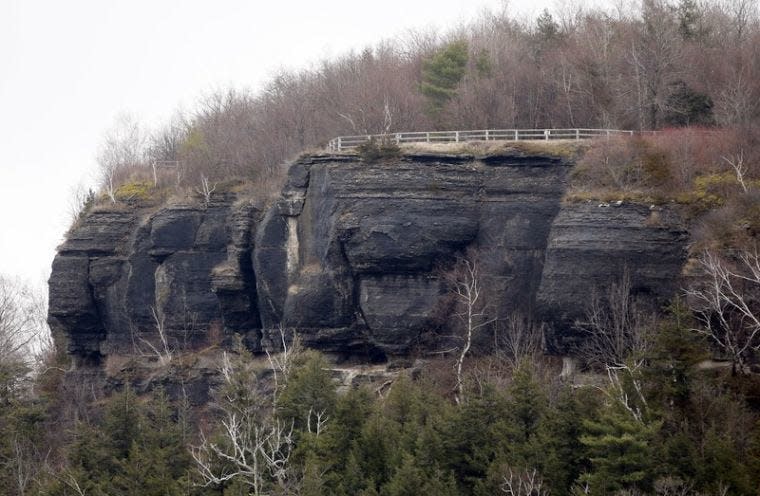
(455, 131), (460, 142)
(337, 137), (342, 151)
(485, 129), (489, 141)
(545, 129), (550, 140)
(395, 133), (400, 145)
(575, 129), (580, 140)
(426, 132), (430, 143)
(514, 130), (518, 140)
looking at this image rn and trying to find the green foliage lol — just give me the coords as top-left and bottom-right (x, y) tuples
(664, 80), (714, 127)
(676, 171), (755, 209)
(42, 386), (192, 496)
(380, 454), (457, 496)
(356, 137), (402, 162)
(536, 9), (560, 42)
(420, 40), (469, 116)
(474, 49), (492, 77)
(114, 180), (155, 201)
(537, 387), (591, 492)
(647, 299), (708, 412)
(505, 361), (547, 449)
(677, 0), (705, 40)
(442, 385), (512, 489)
(0, 361), (41, 494)
(278, 351), (337, 432)
(18, 339), (760, 495)
(579, 397), (662, 495)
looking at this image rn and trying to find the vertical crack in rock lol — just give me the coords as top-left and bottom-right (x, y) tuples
(50, 151), (690, 366)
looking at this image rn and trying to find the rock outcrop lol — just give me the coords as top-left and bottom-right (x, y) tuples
(49, 195), (260, 365)
(536, 204), (688, 352)
(49, 149), (689, 366)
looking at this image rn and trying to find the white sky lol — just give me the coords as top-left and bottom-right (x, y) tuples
(0, 0), (564, 287)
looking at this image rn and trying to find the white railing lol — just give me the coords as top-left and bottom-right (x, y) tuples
(326, 128), (638, 152)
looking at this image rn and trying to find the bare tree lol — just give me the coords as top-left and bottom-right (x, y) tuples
(716, 71), (758, 127)
(686, 249), (760, 374)
(0, 276), (45, 369)
(723, 151), (748, 192)
(135, 307), (174, 366)
(498, 313), (545, 368)
(96, 114), (147, 203)
(603, 362), (649, 424)
(66, 183), (95, 228)
(446, 257), (495, 405)
(192, 335), (303, 494)
(653, 476), (694, 496)
(265, 325), (302, 410)
(500, 467), (549, 496)
(576, 270), (653, 369)
(194, 174), (217, 208)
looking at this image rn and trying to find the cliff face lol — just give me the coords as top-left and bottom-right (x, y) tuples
(49, 151), (689, 365)
(49, 195), (260, 365)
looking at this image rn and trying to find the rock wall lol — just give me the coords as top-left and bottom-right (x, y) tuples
(49, 195), (260, 365)
(49, 151), (688, 365)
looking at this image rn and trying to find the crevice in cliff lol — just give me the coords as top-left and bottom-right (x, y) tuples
(337, 236), (387, 364)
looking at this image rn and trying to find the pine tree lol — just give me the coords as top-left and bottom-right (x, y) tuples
(278, 351), (337, 434)
(537, 386), (588, 493)
(46, 387), (193, 496)
(647, 299), (707, 415)
(506, 361), (547, 448)
(420, 40), (469, 118)
(677, 0), (703, 40)
(579, 397), (661, 495)
(442, 384), (511, 490)
(536, 9), (560, 42)
(380, 454), (457, 496)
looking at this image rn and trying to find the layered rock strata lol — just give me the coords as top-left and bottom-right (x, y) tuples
(49, 151), (688, 365)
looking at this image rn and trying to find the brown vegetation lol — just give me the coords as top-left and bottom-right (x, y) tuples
(89, 0), (760, 210)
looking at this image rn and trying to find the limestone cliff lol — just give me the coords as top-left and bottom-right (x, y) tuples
(48, 149), (688, 366)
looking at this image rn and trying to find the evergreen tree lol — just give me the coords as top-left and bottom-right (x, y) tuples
(579, 396), (661, 495)
(43, 387), (192, 496)
(278, 351), (337, 434)
(380, 454), (457, 496)
(442, 384), (512, 491)
(677, 0), (704, 40)
(505, 361), (547, 450)
(537, 386), (589, 493)
(664, 80), (714, 127)
(420, 40), (469, 118)
(536, 9), (560, 42)
(647, 299), (707, 415)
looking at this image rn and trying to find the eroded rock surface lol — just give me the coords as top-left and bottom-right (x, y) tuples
(536, 203), (688, 351)
(49, 195), (260, 365)
(49, 151), (688, 366)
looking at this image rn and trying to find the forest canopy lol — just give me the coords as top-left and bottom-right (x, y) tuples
(90, 0), (760, 204)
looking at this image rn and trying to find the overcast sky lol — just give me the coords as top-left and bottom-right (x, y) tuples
(0, 0), (566, 287)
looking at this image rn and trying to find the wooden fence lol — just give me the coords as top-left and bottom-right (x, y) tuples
(326, 128), (640, 152)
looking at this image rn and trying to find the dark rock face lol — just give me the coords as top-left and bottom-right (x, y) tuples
(254, 152), (574, 356)
(50, 151), (689, 366)
(536, 203), (688, 352)
(49, 197), (260, 365)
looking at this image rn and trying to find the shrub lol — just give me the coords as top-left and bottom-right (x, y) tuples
(114, 180), (155, 201)
(357, 137), (401, 162)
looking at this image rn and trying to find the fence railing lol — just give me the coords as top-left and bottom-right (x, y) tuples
(326, 128), (639, 152)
